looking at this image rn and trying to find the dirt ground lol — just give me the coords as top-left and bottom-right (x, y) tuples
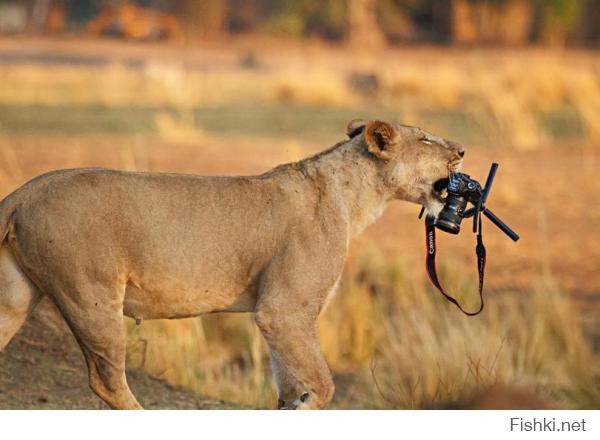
(0, 300), (240, 409)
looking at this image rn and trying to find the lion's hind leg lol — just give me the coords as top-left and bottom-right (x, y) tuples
(0, 246), (42, 351)
(50, 282), (142, 409)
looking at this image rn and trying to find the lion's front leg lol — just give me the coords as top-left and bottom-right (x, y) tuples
(254, 231), (346, 409)
(268, 351), (306, 409)
(256, 303), (335, 410)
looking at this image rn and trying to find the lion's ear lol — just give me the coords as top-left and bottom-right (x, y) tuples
(364, 120), (395, 160)
(346, 119), (367, 138)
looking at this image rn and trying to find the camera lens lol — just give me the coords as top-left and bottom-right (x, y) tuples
(435, 217), (461, 234)
(436, 194), (467, 234)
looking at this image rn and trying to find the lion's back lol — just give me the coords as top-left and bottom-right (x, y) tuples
(5, 168), (287, 275)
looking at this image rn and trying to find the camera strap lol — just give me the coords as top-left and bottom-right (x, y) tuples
(425, 215), (486, 316)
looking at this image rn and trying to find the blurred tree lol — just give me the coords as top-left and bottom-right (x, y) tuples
(65, 0), (104, 29)
(30, 0), (51, 32)
(451, 0), (476, 43)
(2, 0), (597, 47)
(581, 0), (600, 47)
(0, 0), (29, 33)
(21, 0), (67, 33)
(304, 0), (347, 41)
(497, 0), (533, 45)
(374, 0), (452, 44)
(376, 0), (416, 43)
(535, 0), (583, 47)
(180, 0), (228, 38)
(347, 0), (386, 47)
(228, 0), (261, 34)
(256, 0), (347, 41)
(450, 0), (534, 46)
(260, 0), (305, 38)
(46, 0), (66, 33)
(85, 2), (184, 41)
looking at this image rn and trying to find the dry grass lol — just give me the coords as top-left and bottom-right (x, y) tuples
(0, 47), (599, 148)
(340, 252), (597, 409)
(125, 314), (274, 407)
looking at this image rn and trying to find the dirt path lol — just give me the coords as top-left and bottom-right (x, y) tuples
(0, 301), (241, 409)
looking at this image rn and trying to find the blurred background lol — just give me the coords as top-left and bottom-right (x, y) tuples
(0, 0), (599, 409)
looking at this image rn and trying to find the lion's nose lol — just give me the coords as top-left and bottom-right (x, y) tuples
(458, 149), (465, 158)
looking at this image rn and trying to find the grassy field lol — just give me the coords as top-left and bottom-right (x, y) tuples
(0, 38), (599, 409)
(1, 38), (599, 148)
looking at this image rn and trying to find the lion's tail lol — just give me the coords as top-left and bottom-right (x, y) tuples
(0, 190), (42, 353)
(0, 192), (18, 244)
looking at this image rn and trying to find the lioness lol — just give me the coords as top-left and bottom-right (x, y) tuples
(0, 120), (463, 409)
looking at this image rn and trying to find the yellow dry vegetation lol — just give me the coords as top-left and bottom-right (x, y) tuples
(0, 49), (599, 149)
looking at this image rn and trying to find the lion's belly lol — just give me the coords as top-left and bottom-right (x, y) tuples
(122, 265), (262, 320)
(120, 212), (274, 320)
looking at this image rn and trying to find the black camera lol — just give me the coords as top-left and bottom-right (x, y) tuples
(420, 163), (519, 316)
(435, 173), (482, 234)
(428, 163), (519, 242)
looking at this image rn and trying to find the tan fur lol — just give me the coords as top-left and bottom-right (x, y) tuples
(0, 120), (463, 409)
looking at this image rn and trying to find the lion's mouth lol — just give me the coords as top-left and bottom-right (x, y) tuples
(449, 158), (464, 174)
(421, 157), (462, 215)
(431, 159), (462, 201)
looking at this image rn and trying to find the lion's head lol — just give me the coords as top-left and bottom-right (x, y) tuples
(348, 119), (464, 217)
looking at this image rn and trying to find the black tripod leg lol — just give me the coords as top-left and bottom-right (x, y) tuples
(482, 209), (520, 241)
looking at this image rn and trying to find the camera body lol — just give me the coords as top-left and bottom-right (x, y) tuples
(435, 173), (482, 234)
